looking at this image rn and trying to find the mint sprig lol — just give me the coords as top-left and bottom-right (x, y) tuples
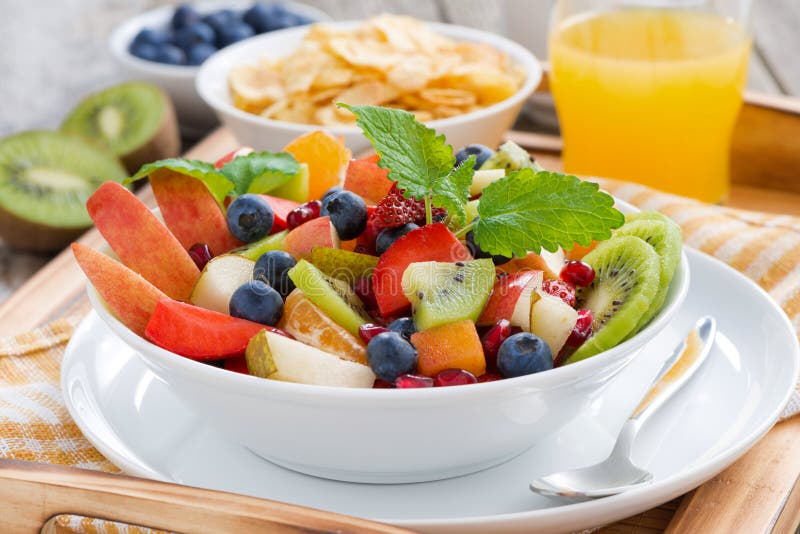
(474, 169), (624, 257)
(127, 159), (233, 205)
(220, 151), (301, 196)
(340, 104), (472, 224)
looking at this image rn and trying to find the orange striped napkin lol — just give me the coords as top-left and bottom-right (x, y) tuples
(0, 180), (797, 533)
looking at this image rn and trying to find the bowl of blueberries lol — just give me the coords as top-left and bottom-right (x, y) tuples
(109, 1), (329, 134)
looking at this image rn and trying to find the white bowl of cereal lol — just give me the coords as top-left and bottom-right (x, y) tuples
(196, 15), (542, 152)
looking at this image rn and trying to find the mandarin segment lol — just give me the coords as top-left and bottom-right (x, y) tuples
(411, 320), (486, 378)
(283, 131), (351, 201)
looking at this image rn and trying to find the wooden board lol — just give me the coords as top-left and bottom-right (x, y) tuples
(2, 94), (800, 532)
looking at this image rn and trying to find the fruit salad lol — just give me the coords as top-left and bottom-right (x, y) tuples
(73, 105), (682, 389)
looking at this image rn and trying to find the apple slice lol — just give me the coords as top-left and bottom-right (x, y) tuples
(258, 194), (300, 234)
(190, 254), (255, 314)
(87, 182), (200, 301)
(529, 292), (579, 357)
(343, 156), (394, 204)
(145, 299), (276, 360)
(500, 248), (566, 279)
(72, 243), (167, 337)
(215, 147), (254, 168)
(477, 270), (543, 327)
(150, 169), (243, 254)
(283, 216), (339, 261)
(246, 330), (375, 387)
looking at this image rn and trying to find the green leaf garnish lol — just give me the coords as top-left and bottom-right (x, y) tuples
(126, 158), (234, 206)
(475, 169), (624, 257)
(220, 151), (301, 196)
(339, 104), (471, 223)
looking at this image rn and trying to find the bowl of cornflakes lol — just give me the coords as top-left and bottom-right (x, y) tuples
(196, 15), (542, 152)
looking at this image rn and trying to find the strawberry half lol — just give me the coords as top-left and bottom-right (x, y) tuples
(373, 185), (446, 229)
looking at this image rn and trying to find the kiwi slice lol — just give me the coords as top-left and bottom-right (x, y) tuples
(402, 259), (495, 331)
(310, 247), (378, 283)
(288, 259), (370, 337)
(61, 82), (180, 174)
(614, 213), (683, 329)
(567, 236), (661, 363)
(0, 130), (127, 252)
(479, 141), (539, 172)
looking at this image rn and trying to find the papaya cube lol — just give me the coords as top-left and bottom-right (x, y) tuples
(411, 320), (486, 378)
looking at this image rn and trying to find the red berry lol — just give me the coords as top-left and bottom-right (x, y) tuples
(395, 374), (434, 388)
(286, 200), (322, 230)
(188, 243), (214, 270)
(566, 308), (593, 347)
(481, 319), (513, 370)
(373, 185), (447, 229)
(359, 323), (390, 344)
(434, 368), (478, 387)
(542, 278), (576, 307)
(354, 276), (379, 311)
(560, 260), (595, 287)
(477, 373), (503, 383)
(373, 379), (393, 389)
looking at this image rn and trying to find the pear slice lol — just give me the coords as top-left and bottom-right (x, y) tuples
(529, 292), (578, 357)
(190, 254), (254, 314)
(246, 330), (375, 388)
(469, 169), (505, 196)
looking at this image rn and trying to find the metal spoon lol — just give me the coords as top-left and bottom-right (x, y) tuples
(530, 316), (717, 499)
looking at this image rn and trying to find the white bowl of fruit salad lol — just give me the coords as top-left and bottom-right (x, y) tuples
(75, 106), (688, 483)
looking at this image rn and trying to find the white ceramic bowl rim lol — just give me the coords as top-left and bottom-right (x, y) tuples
(108, 0), (331, 78)
(195, 20), (544, 135)
(88, 199), (690, 403)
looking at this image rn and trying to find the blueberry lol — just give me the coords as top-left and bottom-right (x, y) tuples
(387, 317), (416, 342)
(216, 23), (255, 48)
(366, 332), (418, 382)
(153, 44), (187, 65)
(465, 228), (511, 265)
(131, 28), (171, 48)
(323, 190), (367, 241)
(130, 42), (160, 61)
(271, 10), (308, 30)
(203, 9), (239, 32)
(229, 280), (283, 326)
(226, 194), (274, 242)
(174, 22), (215, 51)
(455, 144), (494, 169)
(172, 4), (201, 30)
(243, 3), (275, 33)
(186, 43), (217, 65)
(253, 250), (296, 298)
(321, 185), (342, 205)
(497, 333), (553, 378)
(376, 223), (418, 255)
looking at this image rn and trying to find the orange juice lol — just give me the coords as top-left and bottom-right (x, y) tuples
(549, 9), (750, 202)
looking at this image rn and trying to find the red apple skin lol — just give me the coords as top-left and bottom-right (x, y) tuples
(343, 156), (394, 204)
(72, 243), (167, 337)
(214, 147), (254, 169)
(477, 271), (543, 326)
(144, 299), (277, 360)
(283, 216), (338, 260)
(86, 182), (200, 301)
(150, 169), (243, 254)
(258, 194), (300, 234)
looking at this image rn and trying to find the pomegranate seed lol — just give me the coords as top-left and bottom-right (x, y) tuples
(566, 308), (593, 347)
(434, 368), (478, 387)
(354, 276), (378, 310)
(188, 243), (214, 270)
(481, 319), (513, 370)
(395, 374), (434, 388)
(560, 260), (595, 287)
(477, 373), (503, 383)
(359, 323), (390, 344)
(286, 200), (322, 230)
(373, 379), (393, 389)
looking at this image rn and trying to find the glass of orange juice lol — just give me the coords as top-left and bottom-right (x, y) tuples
(549, 0), (752, 203)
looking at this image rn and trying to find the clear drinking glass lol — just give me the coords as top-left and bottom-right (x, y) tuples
(549, 0), (752, 203)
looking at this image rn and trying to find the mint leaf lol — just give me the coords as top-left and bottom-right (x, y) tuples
(220, 151), (301, 196)
(435, 155), (474, 225)
(340, 105), (470, 213)
(475, 169), (624, 257)
(126, 158), (234, 205)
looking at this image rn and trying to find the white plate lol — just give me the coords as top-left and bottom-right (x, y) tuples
(62, 248), (799, 534)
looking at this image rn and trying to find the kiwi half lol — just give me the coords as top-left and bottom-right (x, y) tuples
(479, 141), (538, 172)
(567, 236), (661, 363)
(614, 213), (682, 329)
(0, 131), (127, 251)
(61, 82), (180, 174)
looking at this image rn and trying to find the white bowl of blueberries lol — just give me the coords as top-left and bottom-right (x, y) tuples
(109, 1), (329, 134)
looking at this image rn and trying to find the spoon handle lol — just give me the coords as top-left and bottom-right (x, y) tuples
(630, 316), (716, 425)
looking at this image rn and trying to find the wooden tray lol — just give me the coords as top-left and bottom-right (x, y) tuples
(2, 88), (800, 533)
